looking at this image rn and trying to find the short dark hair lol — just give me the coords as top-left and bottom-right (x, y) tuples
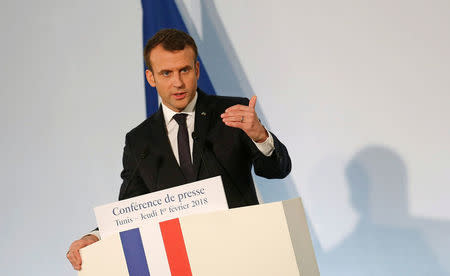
(144, 29), (198, 72)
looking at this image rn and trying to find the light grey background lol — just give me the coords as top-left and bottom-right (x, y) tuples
(1, 1), (144, 275)
(1, 0), (449, 275)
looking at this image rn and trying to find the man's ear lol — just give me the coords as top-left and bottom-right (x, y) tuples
(146, 69), (156, 87)
(195, 61), (200, 80)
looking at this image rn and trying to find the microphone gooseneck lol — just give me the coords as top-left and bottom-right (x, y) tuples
(119, 149), (149, 200)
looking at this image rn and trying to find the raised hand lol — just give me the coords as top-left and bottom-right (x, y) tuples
(221, 96), (268, 143)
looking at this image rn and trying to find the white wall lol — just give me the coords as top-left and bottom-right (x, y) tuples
(0, 1), (144, 275)
(1, 0), (449, 275)
(180, 0), (450, 275)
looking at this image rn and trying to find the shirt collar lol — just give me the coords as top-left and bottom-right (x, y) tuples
(161, 91), (198, 126)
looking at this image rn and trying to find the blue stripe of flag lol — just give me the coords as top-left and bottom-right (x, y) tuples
(120, 228), (151, 276)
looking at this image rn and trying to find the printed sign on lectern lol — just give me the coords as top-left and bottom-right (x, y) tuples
(94, 176), (229, 238)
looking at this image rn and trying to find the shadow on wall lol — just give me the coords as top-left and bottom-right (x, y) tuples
(177, 0), (299, 203)
(316, 146), (449, 276)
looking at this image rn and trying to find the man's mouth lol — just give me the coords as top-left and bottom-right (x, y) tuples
(173, 92), (187, 100)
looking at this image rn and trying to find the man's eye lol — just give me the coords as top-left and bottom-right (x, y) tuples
(181, 68), (190, 73)
(161, 71), (170, 76)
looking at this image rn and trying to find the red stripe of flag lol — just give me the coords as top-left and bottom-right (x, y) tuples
(160, 218), (192, 276)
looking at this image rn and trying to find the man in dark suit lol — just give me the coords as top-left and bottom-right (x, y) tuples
(67, 29), (291, 271)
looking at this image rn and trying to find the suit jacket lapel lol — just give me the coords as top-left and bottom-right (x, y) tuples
(141, 106), (186, 190)
(193, 90), (214, 178)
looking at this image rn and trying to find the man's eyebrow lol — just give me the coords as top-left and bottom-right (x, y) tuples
(158, 69), (171, 74)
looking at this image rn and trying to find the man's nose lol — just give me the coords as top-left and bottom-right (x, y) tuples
(172, 72), (184, 88)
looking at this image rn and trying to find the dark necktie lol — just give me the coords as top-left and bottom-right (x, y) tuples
(173, 113), (196, 182)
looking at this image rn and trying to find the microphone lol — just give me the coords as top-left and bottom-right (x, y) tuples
(192, 131), (213, 177)
(119, 148), (149, 200)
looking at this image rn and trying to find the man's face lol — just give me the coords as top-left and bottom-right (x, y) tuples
(146, 45), (200, 112)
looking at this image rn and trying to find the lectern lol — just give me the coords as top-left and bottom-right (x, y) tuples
(79, 198), (319, 276)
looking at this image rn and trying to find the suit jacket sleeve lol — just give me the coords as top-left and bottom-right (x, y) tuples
(233, 97), (291, 180)
(251, 131), (291, 179)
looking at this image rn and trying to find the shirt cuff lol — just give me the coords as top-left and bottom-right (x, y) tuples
(253, 130), (275, 156)
(87, 230), (101, 240)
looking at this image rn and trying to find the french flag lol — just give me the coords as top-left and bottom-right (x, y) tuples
(121, 219), (192, 276)
(79, 219), (193, 276)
